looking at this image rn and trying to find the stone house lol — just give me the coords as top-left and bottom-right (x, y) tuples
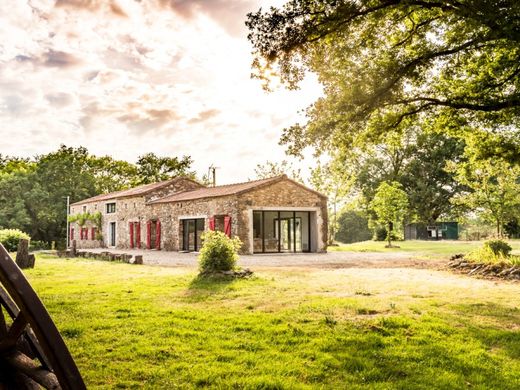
(69, 175), (328, 254)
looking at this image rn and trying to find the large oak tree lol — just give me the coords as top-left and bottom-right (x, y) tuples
(247, 0), (520, 157)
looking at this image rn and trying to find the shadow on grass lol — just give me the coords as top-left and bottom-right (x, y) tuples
(184, 274), (239, 302)
(453, 302), (520, 360)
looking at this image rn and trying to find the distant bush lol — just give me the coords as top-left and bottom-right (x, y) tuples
(483, 239), (512, 256)
(335, 210), (372, 244)
(198, 231), (242, 274)
(0, 229), (30, 252)
(373, 226), (399, 242)
(29, 240), (50, 251)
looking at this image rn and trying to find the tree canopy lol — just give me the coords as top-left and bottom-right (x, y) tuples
(247, 0), (520, 156)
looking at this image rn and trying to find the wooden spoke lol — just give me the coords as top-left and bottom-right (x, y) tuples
(0, 244), (86, 389)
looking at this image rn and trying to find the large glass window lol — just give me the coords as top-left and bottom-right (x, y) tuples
(295, 212), (310, 252)
(253, 211), (311, 253)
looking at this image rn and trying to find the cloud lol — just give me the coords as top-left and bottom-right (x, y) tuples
(43, 50), (81, 67)
(188, 108), (220, 124)
(54, 0), (127, 17)
(13, 50), (80, 68)
(45, 92), (74, 107)
(158, 0), (256, 35)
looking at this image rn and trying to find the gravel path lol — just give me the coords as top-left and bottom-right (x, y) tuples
(85, 248), (442, 269)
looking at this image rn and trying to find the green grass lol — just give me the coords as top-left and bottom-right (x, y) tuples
(25, 255), (520, 389)
(329, 239), (520, 259)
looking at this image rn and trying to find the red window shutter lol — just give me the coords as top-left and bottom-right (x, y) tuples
(146, 221), (151, 249)
(71, 228), (74, 240)
(209, 217), (215, 231)
(155, 220), (161, 250)
(91, 227), (95, 240)
(224, 216), (231, 237)
(136, 222), (141, 248)
(129, 222), (134, 248)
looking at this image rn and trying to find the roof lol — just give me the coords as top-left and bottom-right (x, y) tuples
(149, 175), (326, 203)
(71, 177), (200, 206)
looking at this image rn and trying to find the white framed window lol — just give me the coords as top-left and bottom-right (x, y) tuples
(106, 202), (116, 214)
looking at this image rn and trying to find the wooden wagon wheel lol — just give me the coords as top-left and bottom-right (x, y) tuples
(0, 244), (86, 389)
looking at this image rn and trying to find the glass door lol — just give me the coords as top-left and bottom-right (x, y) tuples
(182, 219), (205, 252)
(279, 211), (294, 252)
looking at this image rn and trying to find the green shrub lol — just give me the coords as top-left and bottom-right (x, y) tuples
(466, 240), (515, 265)
(0, 229), (30, 252)
(373, 226), (399, 242)
(483, 239), (512, 256)
(198, 231), (242, 273)
(29, 240), (50, 251)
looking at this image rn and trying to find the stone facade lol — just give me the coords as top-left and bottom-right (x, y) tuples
(69, 175), (328, 254)
(70, 178), (202, 250)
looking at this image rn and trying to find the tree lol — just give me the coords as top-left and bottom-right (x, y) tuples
(254, 160), (304, 182)
(371, 181), (409, 247)
(351, 130), (466, 224)
(89, 156), (137, 193)
(135, 153), (194, 185)
(449, 159), (520, 237)
(335, 209), (372, 244)
(310, 160), (353, 243)
(247, 1), (520, 159)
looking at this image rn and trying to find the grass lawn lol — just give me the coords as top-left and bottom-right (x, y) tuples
(329, 239), (520, 259)
(25, 255), (520, 389)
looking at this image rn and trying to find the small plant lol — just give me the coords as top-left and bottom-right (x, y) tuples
(483, 239), (512, 256)
(0, 229), (30, 252)
(466, 240), (514, 265)
(198, 231), (242, 274)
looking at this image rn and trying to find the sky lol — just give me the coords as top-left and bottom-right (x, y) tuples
(0, 0), (322, 184)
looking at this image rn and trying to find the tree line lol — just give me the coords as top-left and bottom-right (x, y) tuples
(0, 145), (194, 246)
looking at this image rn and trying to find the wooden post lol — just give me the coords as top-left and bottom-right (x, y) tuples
(71, 240), (77, 257)
(16, 239), (34, 269)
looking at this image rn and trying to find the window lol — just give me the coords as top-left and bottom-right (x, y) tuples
(106, 203), (116, 214)
(83, 205), (87, 212)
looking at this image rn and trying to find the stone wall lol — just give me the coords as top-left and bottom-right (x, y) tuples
(149, 195), (239, 251)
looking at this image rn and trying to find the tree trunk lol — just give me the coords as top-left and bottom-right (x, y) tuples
(16, 239), (34, 269)
(387, 222), (392, 247)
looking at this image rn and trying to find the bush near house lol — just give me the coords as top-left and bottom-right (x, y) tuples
(198, 231), (242, 274)
(0, 229), (30, 252)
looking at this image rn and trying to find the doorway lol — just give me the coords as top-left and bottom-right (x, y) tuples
(182, 218), (205, 252)
(109, 222), (116, 247)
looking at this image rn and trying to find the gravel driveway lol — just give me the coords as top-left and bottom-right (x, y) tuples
(85, 248), (442, 269)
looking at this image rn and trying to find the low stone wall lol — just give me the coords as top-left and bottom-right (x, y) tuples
(56, 250), (143, 264)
